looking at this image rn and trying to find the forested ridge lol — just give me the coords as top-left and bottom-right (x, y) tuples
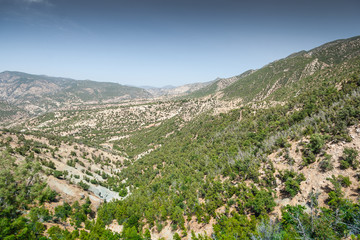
(1, 36), (360, 239)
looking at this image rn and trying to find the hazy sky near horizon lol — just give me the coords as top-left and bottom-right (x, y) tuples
(0, 0), (359, 87)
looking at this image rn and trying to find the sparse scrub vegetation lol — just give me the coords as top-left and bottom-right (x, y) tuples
(0, 36), (360, 239)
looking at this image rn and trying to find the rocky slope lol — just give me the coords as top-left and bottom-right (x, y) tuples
(0, 71), (151, 115)
(184, 69), (256, 98)
(144, 81), (214, 97)
(222, 36), (360, 101)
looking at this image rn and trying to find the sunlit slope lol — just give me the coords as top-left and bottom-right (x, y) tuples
(222, 36), (360, 102)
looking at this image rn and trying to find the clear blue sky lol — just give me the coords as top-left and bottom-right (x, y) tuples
(0, 0), (359, 87)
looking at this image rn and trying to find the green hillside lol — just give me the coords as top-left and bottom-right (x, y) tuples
(185, 70), (256, 99)
(1, 36), (360, 239)
(106, 59), (360, 239)
(102, 36), (360, 239)
(222, 36), (360, 102)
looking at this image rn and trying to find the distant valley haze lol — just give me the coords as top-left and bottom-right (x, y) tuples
(0, 0), (359, 87)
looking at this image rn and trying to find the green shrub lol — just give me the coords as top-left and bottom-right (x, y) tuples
(38, 187), (57, 203)
(275, 137), (287, 148)
(53, 170), (63, 179)
(119, 188), (128, 197)
(302, 134), (325, 165)
(340, 148), (358, 169)
(308, 134), (325, 154)
(29, 207), (52, 222)
(83, 176), (90, 182)
(340, 160), (350, 169)
(55, 202), (72, 221)
(279, 170), (305, 197)
(67, 159), (76, 167)
(319, 154), (333, 172)
(285, 178), (301, 197)
(337, 175), (352, 187)
(79, 181), (90, 191)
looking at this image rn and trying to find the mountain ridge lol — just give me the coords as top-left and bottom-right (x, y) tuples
(0, 71), (152, 116)
(221, 35), (360, 102)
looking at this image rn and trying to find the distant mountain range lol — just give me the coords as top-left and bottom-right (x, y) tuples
(1, 35), (359, 122)
(0, 71), (219, 122)
(0, 71), (151, 115)
(143, 81), (215, 97)
(0, 71), (226, 118)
